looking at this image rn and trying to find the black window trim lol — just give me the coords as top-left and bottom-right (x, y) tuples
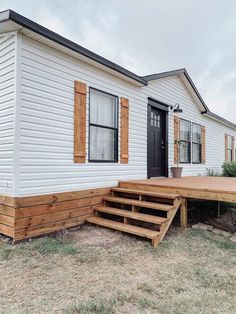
(192, 122), (202, 164)
(179, 118), (191, 164)
(88, 87), (119, 163)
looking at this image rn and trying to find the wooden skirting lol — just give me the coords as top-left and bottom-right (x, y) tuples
(0, 187), (111, 241)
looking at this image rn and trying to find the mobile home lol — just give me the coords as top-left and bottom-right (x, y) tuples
(1, 10), (236, 245)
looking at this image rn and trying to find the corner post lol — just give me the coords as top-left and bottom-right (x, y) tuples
(180, 198), (187, 228)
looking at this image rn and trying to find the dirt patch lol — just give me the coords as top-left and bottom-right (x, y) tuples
(66, 225), (128, 248)
(0, 225), (235, 314)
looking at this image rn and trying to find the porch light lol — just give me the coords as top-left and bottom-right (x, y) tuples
(170, 103), (183, 113)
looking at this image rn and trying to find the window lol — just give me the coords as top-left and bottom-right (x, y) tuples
(151, 111), (160, 128)
(192, 123), (202, 163)
(179, 119), (191, 163)
(89, 88), (118, 162)
(227, 135), (233, 162)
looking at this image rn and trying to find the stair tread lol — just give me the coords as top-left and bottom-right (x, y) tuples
(95, 205), (168, 224)
(113, 187), (180, 199)
(87, 216), (160, 239)
(103, 196), (174, 211)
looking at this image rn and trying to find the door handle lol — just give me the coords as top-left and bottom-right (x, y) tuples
(161, 146), (165, 149)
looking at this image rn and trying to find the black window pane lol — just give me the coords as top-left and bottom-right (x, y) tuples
(180, 142), (190, 163)
(227, 136), (233, 149)
(90, 126), (116, 161)
(228, 149), (233, 162)
(90, 89), (117, 128)
(193, 124), (201, 143)
(193, 143), (201, 163)
(180, 120), (191, 141)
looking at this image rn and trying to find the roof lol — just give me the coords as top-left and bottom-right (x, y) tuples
(143, 68), (236, 129)
(0, 9), (236, 129)
(0, 9), (147, 86)
(143, 68), (210, 112)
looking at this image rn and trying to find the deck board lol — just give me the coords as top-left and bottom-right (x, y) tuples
(119, 176), (236, 202)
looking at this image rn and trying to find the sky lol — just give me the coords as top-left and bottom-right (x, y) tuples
(1, 0), (236, 123)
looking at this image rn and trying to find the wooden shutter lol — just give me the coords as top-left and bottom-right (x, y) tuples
(174, 115), (180, 164)
(201, 126), (206, 164)
(74, 80), (87, 163)
(232, 137), (235, 161)
(225, 134), (228, 162)
(120, 97), (129, 163)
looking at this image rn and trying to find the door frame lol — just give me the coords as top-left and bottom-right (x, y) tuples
(147, 97), (169, 178)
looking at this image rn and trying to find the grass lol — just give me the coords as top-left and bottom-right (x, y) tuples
(0, 237), (79, 261)
(65, 298), (118, 314)
(0, 225), (235, 314)
(28, 237), (79, 255)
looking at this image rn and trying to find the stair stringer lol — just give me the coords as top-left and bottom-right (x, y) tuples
(159, 198), (182, 243)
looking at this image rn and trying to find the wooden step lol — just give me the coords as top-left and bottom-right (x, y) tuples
(95, 205), (168, 225)
(86, 216), (160, 239)
(103, 196), (174, 211)
(112, 187), (180, 199)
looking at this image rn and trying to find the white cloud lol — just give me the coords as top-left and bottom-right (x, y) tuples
(39, 16), (69, 37)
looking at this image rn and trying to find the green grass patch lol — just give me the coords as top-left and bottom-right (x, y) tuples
(65, 298), (118, 314)
(0, 237), (79, 260)
(194, 267), (235, 290)
(189, 229), (236, 251)
(28, 237), (79, 255)
(0, 245), (14, 260)
(138, 297), (156, 309)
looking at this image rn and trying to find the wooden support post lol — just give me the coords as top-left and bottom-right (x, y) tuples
(152, 236), (160, 248)
(180, 198), (187, 229)
(217, 201), (220, 218)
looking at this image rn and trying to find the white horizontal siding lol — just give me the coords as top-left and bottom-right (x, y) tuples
(15, 33), (236, 196)
(0, 33), (16, 195)
(143, 76), (236, 176)
(18, 35), (147, 196)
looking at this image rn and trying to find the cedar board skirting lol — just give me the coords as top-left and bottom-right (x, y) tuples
(0, 187), (111, 241)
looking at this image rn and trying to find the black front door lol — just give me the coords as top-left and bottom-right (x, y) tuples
(147, 105), (167, 178)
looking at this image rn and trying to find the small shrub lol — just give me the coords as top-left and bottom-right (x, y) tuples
(205, 167), (221, 177)
(222, 162), (236, 177)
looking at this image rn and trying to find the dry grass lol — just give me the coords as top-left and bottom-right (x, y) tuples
(0, 225), (236, 314)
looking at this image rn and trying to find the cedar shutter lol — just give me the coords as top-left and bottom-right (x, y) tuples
(120, 97), (129, 163)
(201, 126), (206, 164)
(174, 115), (180, 164)
(232, 137), (235, 161)
(225, 134), (228, 161)
(74, 80), (87, 163)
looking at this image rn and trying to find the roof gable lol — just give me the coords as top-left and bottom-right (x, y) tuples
(143, 69), (236, 130)
(143, 68), (209, 112)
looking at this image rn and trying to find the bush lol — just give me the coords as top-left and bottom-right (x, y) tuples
(222, 162), (236, 177)
(205, 168), (221, 177)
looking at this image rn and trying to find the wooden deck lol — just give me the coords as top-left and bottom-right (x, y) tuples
(119, 176), (236, 228)
(120, 176), (236, 202)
